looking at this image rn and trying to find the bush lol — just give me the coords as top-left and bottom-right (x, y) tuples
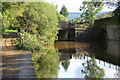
(16, 32), (43, 51)
(74, 25), (89, 28)
(58, 14), (68, 21)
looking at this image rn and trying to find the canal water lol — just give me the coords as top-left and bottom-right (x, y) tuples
(35, 41), (120, 78)
(55, 41), (120, 78)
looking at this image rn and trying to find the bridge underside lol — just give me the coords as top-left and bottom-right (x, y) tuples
(58, 29), (75, 41)
(57, 28), (106, 42)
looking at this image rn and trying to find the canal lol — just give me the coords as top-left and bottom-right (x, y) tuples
(34, 40), (120, 78)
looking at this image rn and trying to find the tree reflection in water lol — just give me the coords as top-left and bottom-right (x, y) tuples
(61, 60), (70, 71)
(32, 48), (60, 78)
(81, 54), (105, 79)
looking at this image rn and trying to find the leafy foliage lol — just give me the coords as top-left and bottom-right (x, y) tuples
(32, 48), (60, 78)
(96, 12), (113, 19)
(80, 1), (103, 26)
(4, 30), (18, 33)
(2, 2), (59, 50)
(58, 14), (68, 21)
(113, 1), (120, 23)
(16, 32), (43, 51)
(2, 2), (28, 32)
(0, 2), (2, 38)
(74, 24), (89, 28)
(22, 2), (58, 45)
(81, 55), (105, 79)
(60, 5), (69, 17)
(61, 60), (70, 71)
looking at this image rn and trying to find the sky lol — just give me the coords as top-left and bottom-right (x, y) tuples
(45, 0), (116, 12)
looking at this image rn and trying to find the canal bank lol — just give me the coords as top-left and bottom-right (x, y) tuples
(1, 38), (36, 79)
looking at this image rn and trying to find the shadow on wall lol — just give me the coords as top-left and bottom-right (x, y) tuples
(75, 27), (106, 42)
(57, 27), (106, 42)
(57, 29), (75, 41)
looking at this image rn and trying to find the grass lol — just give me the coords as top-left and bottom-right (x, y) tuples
(4, 30), (18, 33)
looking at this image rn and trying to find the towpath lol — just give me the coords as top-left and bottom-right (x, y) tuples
(1, 37), (36, 79)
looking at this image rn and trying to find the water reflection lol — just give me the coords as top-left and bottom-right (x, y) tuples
(32, 48), (60, 78)
(81, 55), (105, 78)
(55, 41), (120, 78)
(34, 41), (120, 78)
(61, 60), (70, 72)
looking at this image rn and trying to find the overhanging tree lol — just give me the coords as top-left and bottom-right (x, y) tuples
(2, 2), (59, 51)
(2, 2), (28, 32)
(80, 1), (103, 26)
(113, 1), (120, 23)
(21, 2), (58, 45)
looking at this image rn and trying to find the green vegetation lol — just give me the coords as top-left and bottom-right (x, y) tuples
(61, 60), (70, 71)
(96, 12), (113, 19)
(58, 14), (68, 21)
(81, 55), (105, 79)
(1, 1), (119, 79)
(74, 24), (89, 28)
(16, 32), (42, 51)
(0, 2), (2, 38)
(32, 48), (60, 78)
(2, 2), (28, 32)
(112, 1), (120, 40)
(2, 2), (60, 78)
(4, 30), (18, 33)
(60, 5), (69, 17)
(113, 1), (120, 23)
(2, 2), (59, 50)
(20, 2), (58, 45)
(79, 1), (103, 26)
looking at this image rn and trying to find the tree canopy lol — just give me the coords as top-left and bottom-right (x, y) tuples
(2, 2), (28, 31)
(1, 2), (60, 52)
(60, 5), (69, 17)
(81, 55), (105, 79)
(61, 60), (70, 71)
(113, 1), (120, 23)
(20, 2), (59, 45)
(80, 1), (103, 26)
(57, 14), (68, 21)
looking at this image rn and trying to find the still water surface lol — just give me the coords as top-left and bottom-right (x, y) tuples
(34, 41), (120, 78)
(54, 41), (120, 78)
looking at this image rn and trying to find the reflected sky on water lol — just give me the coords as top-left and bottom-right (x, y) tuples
(55, 41), (120, 78)
(58, 56), (119, 78)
